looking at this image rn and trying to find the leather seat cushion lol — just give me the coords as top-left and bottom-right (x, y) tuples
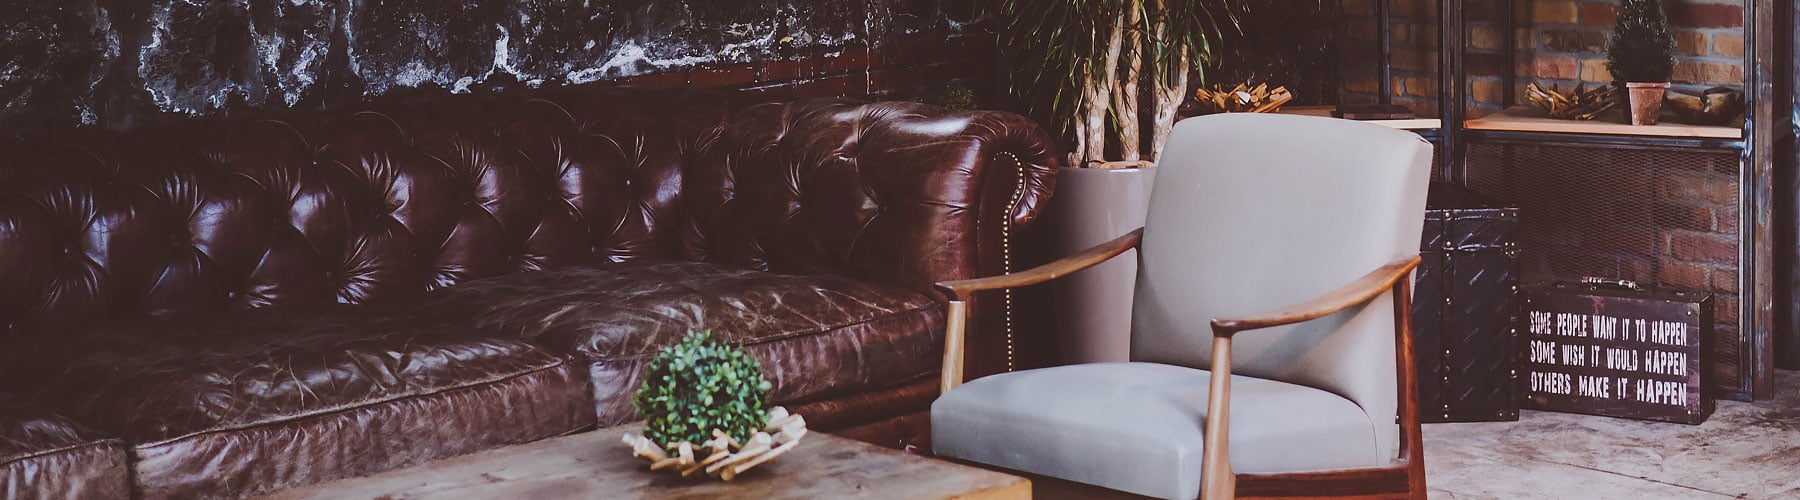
(399, 261), (946, 425)
(932, 362), (1383, 500)
(0, 306), (595, 498)
(0, 394), (131, 499)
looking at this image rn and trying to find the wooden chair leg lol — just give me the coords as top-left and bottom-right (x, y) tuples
(940, 300), (968, 394)
(1391, 277), (1426, 499)
(1220, 275), (1427, 500)
(1201, 335), (1236, 498)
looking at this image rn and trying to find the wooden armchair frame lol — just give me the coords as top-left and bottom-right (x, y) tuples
(934, 228), (1426, 500)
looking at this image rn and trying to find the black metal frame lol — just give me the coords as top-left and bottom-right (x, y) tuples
(1378, 0), (1392, 106)
(1464, 130), (1746, 151)
(1779, 0), (1800, 370)
(1742, 0), (1777, 398)
(1390, 0), (1778, 400)
(1437, 0), (1466, 184)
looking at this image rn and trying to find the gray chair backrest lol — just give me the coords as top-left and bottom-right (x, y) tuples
(1131, 113), (1432, 461)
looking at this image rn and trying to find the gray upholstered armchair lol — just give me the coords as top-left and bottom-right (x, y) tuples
(929, 113), (1434, 499)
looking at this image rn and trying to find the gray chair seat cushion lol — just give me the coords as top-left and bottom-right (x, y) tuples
(931, 362), (1383, 500)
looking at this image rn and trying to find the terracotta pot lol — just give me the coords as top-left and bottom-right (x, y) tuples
(1625, 82), (1670, 126)
(1043, 165), (1156, 364)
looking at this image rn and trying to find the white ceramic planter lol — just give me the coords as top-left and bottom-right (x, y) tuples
(1043, 166), (1157, 364)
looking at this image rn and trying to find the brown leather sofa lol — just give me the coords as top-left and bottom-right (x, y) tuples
(0, 86), (1059, 498)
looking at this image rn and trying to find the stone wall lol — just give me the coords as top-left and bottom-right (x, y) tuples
(1340, 0), (1746, 117)
(0, 0), (984, 139)
(611, 34), (992, 105)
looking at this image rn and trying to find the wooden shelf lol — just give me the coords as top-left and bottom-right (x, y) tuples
(1463, 107), (1742, 140)
(1278, 106), (1442, 130)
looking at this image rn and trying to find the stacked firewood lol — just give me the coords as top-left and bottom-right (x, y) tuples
(1524, 82), (1617, 120)
(1191, 83), (1294, 114)
(622, 407), (808, 481)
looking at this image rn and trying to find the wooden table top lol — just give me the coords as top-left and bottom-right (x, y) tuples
(264, 424), (1030, 500)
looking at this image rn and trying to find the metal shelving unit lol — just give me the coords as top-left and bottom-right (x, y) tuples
(1406, 0), (1778, 400)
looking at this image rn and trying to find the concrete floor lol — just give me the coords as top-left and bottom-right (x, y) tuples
(1425, 371), (1800, 499)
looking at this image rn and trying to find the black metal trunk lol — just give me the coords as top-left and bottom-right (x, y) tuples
(1414, 182), (1521, 423)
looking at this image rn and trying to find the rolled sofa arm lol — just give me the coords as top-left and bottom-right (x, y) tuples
(678, 94), (1063, 379)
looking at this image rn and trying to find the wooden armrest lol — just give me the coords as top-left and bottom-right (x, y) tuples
(934, 228), (1143, 393)
(1209, 255), (1422, 337)
(1200, 254), (1422, 499)
(934, 228), (1144, 301)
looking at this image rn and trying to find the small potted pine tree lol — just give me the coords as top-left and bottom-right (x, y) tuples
(1606, 0), (1676, 125)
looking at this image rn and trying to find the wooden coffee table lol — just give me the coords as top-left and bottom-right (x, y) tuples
(265, 423), (1030, 499)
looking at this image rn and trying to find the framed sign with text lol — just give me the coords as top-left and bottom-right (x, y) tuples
(1521, 281), (1714, 424)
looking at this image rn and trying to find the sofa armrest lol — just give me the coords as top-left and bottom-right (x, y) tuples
(681, 97), (1061, 289)
(678, 96), (1063, 378)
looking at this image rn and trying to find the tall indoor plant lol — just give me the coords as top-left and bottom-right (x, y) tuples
(991, 0), (1239, 363)
(993, 0), (1240, 168)
(1607, 0), (1676, 126)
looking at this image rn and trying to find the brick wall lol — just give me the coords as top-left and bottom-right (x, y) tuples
(1530, 0), (1746, 96)
(1340, 0), (1746, 117)
(1340, 1), (1751, 395)
(1341, 0), (1450, 115)
(587, 34), (994, 104)
(1468, 144), (1745, 394)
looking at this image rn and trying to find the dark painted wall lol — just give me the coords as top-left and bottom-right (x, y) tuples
(0, 0), (974, 137)
(1207, 0), (1341, 107)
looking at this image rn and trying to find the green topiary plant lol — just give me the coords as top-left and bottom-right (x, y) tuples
(633, 331), (773, 447)
(1606, 0), (1675, 83)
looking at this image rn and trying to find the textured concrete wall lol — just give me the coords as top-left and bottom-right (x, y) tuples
(0, 0), (974, 137)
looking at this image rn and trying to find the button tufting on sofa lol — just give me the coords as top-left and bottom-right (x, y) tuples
(0, 86), (1062, 497)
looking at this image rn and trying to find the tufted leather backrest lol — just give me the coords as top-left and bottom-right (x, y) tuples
(0, 86), (1060, 344)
